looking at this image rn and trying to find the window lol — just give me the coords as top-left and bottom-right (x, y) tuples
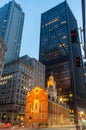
(34, 114), (38, 119)
(33, 99), (39, 112)
(61, 20), (66, 24)
(34, 103), (38, 110)
(29, 114), (32, 119)
(41, 102), (45, 109)
(41, 113), (45, 119)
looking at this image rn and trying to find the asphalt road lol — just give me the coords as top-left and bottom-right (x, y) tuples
(0, 126), (78, 130)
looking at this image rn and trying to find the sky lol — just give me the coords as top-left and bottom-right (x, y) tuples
(0, 0), (82, 60)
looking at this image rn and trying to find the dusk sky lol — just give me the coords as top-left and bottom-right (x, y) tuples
(0, 0), (82, 60)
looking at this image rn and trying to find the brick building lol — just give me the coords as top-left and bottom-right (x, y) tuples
(25, 75), (70, 127)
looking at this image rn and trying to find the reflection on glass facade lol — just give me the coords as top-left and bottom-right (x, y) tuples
(0, 0), (24, 64)
(39, 1), (84, 123)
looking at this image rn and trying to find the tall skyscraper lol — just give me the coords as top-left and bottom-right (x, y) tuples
(39, 1), (85, 124)
(0, 37), (7, 79)
(82, 0), (86, 57)
(0, 0), (25, 64)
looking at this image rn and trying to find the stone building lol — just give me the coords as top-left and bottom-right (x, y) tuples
(0, 58), (33, 124)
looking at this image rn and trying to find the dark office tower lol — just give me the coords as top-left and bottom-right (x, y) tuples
(39, 1), (85, 124)
(0, 0), (25, 64)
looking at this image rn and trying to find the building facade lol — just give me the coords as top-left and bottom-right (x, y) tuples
(25, 86), (48, 127)
(25, 86), (70, 127)
(39, 1), (85, 123)
(48, 100), (70, 126)
(0, 0), (24, 64)
(83, 61), (86, 84)
(47, 74), (70, 126)
(82, 0), (86, 57)
(19, 55), (45, 89)
(31, 58), (45, 89)
(0, 58), (33, 124)
(0, 37), (7, 79)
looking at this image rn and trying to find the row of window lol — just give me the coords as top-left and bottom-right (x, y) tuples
(29, 113), (45, 119)
(49, 102), (69, 116)
(27, 102), (45, 111)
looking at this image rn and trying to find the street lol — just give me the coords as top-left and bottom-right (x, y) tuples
(0, 126), (78, 130)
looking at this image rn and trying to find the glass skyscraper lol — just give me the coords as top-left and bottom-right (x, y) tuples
(39, 1), (85, 123)
(0, 0), (25, 64)
(82, 0), (86, 57)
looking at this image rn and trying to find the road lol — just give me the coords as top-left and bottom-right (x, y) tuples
(0, 126), (79, 130)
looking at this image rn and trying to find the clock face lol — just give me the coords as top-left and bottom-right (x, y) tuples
(36, 89), (39, 93)
(34, 87), (40, 94)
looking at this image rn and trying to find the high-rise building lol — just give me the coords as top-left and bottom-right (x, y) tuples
(82, 0), (86, 57)
(0, 57), (33, 124)
(30, 58), (45, 89)
(83, 61), (86, 84)
(0, 0), (25, 64)
(19, 55), (45, 89)
(0, 37), (7, 79)
(39, 1), (85, 123)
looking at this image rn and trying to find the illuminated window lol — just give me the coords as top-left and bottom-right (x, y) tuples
(70, 109), (74, 113)
(3, 19), (7, 22)
(34, 103), (38, 110)
(59, 43), (65, 47)
(58, 88), (62, 91)
(61, 20), (66, 24)
(84, 73), (86, 76)
(45, 17), (59, 26)
(33, 99), (39, 112)
(1, 77), (3, 80)
(0, 82), (2, 85)
(63, 36), (67, 39)
(69, 93), (73, 97)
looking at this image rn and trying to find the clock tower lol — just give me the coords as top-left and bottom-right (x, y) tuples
(47, 73), (57, 101)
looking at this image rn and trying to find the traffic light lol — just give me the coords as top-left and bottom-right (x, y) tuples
(70, 29), (77, 43)
(76, 56), (80, 67)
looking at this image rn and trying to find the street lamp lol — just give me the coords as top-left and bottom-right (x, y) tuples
(80, 111), (84, 116)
